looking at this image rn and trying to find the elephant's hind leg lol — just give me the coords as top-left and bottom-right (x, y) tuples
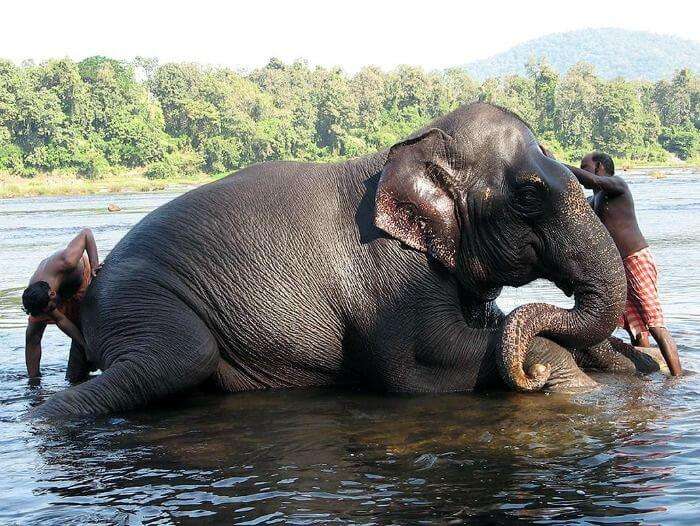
(32, 306), (219, 418)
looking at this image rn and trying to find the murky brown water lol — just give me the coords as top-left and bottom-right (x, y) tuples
(1, 171), (698, 524)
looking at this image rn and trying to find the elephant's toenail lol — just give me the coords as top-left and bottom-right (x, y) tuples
(529, 363), (548, 377)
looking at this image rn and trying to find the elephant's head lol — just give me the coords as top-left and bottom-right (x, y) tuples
(374, 102), (626, 391)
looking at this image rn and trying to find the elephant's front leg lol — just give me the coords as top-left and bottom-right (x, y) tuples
(525, 336), (598, 391)
(375, 297), (596, 393)
(572, 336), (662, 374)
(474, 302), (597, 391)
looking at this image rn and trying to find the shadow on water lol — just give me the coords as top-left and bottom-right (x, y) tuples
(18, 374), (695, 525)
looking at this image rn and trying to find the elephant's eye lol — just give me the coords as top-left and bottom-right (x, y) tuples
(511, 184), (545, 218)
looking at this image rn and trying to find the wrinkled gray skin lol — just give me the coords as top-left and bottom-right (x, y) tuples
(35, 103), (644, 417)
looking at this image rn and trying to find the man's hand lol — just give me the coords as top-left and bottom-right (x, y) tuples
(649, 326), (682, 376)
(566, 164), (628, 195)
(50, 310), (87, 350)
(91, 263), (103, 278)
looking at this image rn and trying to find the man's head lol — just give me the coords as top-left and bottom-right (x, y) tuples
(22, 281), (56, 317)
(581, 152), (615, 176)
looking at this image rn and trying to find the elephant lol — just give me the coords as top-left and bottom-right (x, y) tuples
(34, 102), (647, 417)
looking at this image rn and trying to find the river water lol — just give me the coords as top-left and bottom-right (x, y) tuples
(0, 171), (698, 525)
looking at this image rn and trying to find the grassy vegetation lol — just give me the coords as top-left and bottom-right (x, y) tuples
(0, 170), (218, 199)
(616, 156), (700, 170)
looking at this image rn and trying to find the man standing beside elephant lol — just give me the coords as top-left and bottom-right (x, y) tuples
(21, 228), (102, 379)
(541, 147), (682, 376)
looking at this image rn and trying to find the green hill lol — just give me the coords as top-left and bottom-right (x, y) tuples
(465, 28), (700, 80)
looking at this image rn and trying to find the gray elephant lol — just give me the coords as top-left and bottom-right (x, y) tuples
(36, 103), (646, 417)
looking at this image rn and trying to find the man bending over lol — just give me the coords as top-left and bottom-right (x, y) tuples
(22, 228), (102, 378)
(542, 148), (682, 376)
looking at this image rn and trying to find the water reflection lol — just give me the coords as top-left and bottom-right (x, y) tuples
(17, 378), (691, 524)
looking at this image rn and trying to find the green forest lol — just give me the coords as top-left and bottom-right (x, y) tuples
(1, 56), (699, 184)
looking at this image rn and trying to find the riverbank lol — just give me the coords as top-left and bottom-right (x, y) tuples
(1, 162), (698, 199)
(0, 171), (221, 199)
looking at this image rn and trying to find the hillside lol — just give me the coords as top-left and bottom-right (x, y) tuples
(465, 28), (700, 80)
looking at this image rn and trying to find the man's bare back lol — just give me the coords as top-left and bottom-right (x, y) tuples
(31, 251), (89, 300)
(22, 228), (101, 378)
(588, 176), (648, 258)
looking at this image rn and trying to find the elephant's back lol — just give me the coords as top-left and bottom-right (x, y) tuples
(92, 159), (376, 384)
(108, 160), (355, 264)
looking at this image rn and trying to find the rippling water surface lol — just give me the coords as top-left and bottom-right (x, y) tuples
(1, 171), (698, 524)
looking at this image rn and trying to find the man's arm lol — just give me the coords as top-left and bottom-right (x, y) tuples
(538, 144), (628, 196)
(60, 228), (100, 275)
(565, 165), (628, 196)
(49, 310), (87, 349)
(25, 321), (47, 377)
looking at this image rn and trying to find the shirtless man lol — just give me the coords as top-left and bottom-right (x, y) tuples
(541, 148), (681, 376)
(22, 228), (102, 379)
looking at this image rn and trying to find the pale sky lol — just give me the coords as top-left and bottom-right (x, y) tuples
(2, 0), (698, 72)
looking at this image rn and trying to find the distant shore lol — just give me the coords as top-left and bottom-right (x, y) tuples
(1, 163), (698, 199)
(0, 171), (221, 199)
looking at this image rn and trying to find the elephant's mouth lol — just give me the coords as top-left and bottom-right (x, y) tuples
(554, 278), (575, 297)
(498, 234), (627, 392)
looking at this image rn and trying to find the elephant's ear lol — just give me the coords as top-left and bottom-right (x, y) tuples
(374, 128), (461, 269)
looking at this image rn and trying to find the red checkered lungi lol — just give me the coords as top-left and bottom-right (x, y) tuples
(619, 247), (665, 338)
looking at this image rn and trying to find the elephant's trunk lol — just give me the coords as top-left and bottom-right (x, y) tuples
(497, 179), (627, 391)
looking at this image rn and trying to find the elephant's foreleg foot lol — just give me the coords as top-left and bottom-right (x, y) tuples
(572, 336), (661, 374)
(524, 336), (598, 392)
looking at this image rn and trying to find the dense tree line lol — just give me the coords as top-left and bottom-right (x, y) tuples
(1, 56), (698, 179)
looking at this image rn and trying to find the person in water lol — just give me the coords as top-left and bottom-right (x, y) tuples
(22, 228), (102, 378)
(541, 147), (681, 376)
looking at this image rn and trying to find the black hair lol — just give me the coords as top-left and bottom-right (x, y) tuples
(22, 281), (51, 316)
(591, 152), (615, 175)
